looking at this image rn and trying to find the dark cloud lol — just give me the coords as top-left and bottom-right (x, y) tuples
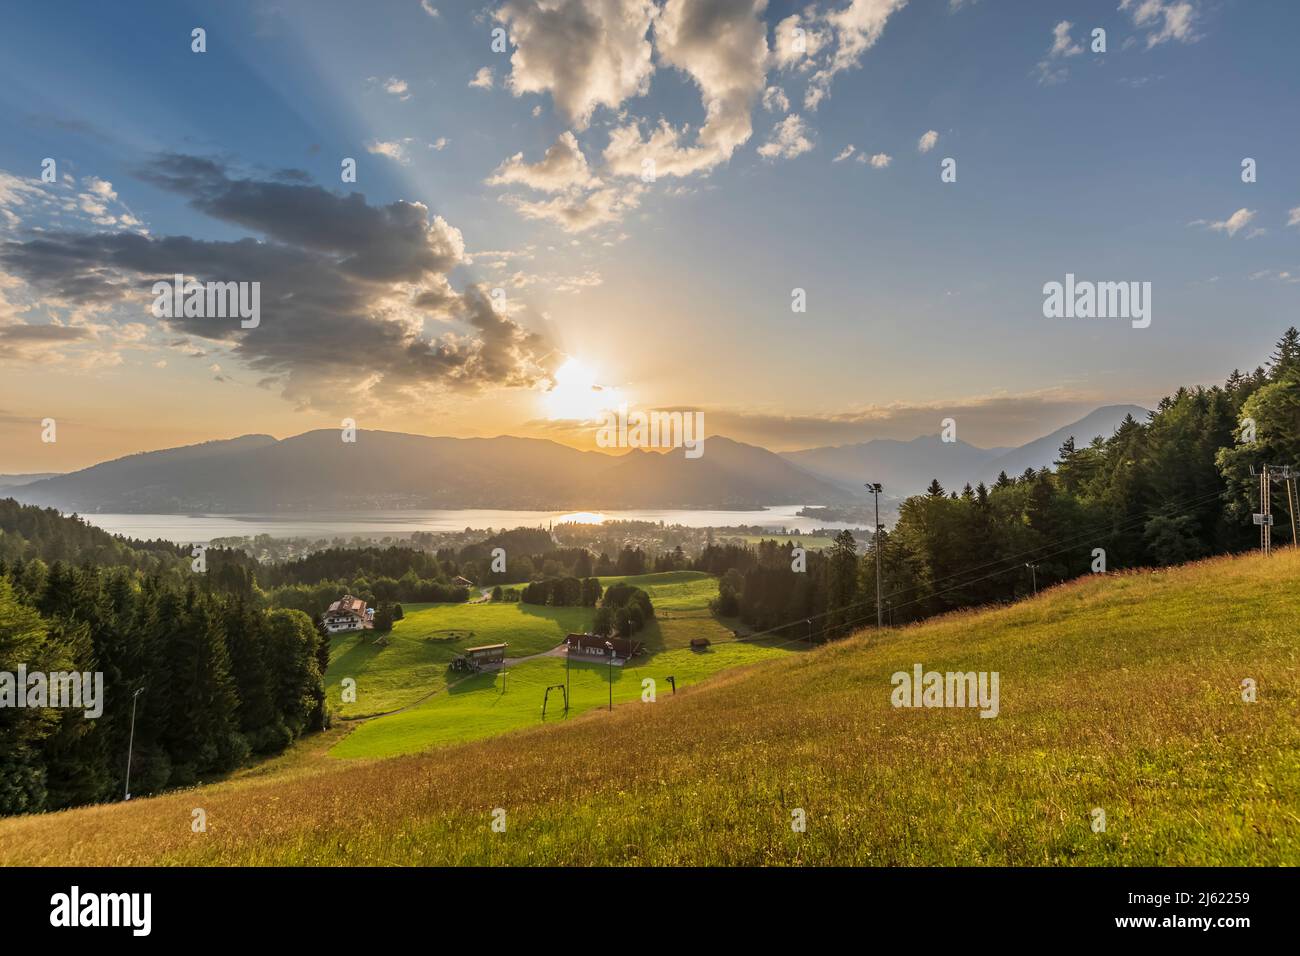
(0, 154), (557, 410)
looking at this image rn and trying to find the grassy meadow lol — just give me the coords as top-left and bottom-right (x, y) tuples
(326, 600), (594, 718)
(331, 640), (794, 758)
(327, 569), (766, 756)
(1, 551), (1297, 865)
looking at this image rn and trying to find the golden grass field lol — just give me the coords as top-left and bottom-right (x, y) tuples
(1, 550), (1296, 865)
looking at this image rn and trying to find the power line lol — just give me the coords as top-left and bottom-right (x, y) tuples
(707, 485), (1232, 649)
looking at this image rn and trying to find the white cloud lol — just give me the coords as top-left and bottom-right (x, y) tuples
(431, 137), (449, 151)
(773, 14), (827, 70)
(803, 0), (908, 110)
(866, 152), (891, 168)
(1120, 0), (1198, 48)
(85, 177), (118, 201)
(1036, 20), (1083, 85)
(487, 131), (599, 193)
(420, 1), (440, 17)
(0, 171), (45, 209)
(603, 0), (769, 179)
(1050, 20), (1083, 58)
(1193, 208), (1256, 237)
(367, 139), (413, 164)
(833, 144), (856, 163)
(758, 114), (815, 161)
(762, 85), (790, 113)
(469, 66), (494, 89)
(503, 184), (642, 233)
(917, 130), (938, 153)
(493, 0), (656, 129)
(1287, 206), (1300, 228)
(383, 76), (411, 99)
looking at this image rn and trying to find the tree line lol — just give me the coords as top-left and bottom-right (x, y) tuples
(716, 329), (1300, 638)
(0, 557), (327, 815)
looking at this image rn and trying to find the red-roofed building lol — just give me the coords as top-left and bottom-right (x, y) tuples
(323, 594), (370, 633)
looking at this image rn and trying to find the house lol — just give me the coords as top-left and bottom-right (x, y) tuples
(323, 594), (369, 633)
(451, 643), (509, 672)
(690, 637), (711, 650)
(453, 575), (475, 588)
(564, 633), (644, 662)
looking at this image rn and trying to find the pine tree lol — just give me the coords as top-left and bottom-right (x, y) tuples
(1268, 326), (1300, 380)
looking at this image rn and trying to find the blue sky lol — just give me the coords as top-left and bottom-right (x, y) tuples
(1, 0), (1298, 471)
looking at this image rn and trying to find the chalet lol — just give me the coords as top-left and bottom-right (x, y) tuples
(323, 595), (369, 633)
(451, 643), (508, 672)
(453, 575), (475, 588)
(564, 633), (644, 662)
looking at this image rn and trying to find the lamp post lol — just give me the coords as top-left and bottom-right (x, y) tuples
(124, 686), (144, 801)
(604, 641), (614, 711)
(1025, 562), (1038, 596)
(865, 482), (883, 629)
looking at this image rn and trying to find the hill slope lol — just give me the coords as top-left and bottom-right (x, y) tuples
(9, 430), (850, 512)
(1, 550), (1295, 865)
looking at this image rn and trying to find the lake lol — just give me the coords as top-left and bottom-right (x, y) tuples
(79, 505), (866, 545)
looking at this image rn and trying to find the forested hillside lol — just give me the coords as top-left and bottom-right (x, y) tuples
(0, 562), (328, 815)
(716, 329), (1300, 635)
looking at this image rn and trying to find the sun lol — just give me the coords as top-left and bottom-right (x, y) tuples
(542, 358), (624, 421)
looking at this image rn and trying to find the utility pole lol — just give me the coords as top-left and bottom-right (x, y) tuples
(1025, 562), (1038, 596)
(604, 641), (614, 711)
(1250, 465), (1294, 555)
(1291, 473), (1300, 547)
(865, 482), (883, 629)
(1262, 464), (1271, 556)
(1274, 465), (1299, 546)
(124, 686), (144, 801)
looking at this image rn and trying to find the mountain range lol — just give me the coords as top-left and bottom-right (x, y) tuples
(781, 405), (1148, 496)
(4, 405), (1147, 514)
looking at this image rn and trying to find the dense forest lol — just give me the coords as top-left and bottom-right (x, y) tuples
(713, 329), (1300, 638)
(0, 560), (327, 815)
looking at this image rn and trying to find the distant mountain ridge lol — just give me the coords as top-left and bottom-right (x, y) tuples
(6, 406), (1148, 514)
(0, 473), (62, 491)
(7, 430), (852, 514)
(780, 405), (1148, 497)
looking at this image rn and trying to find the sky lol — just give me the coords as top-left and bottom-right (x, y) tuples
(2, 0), (1298, 473)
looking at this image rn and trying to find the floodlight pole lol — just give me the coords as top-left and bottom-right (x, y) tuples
(124, 686), (144, 801)
(865, 483), (883, 629)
